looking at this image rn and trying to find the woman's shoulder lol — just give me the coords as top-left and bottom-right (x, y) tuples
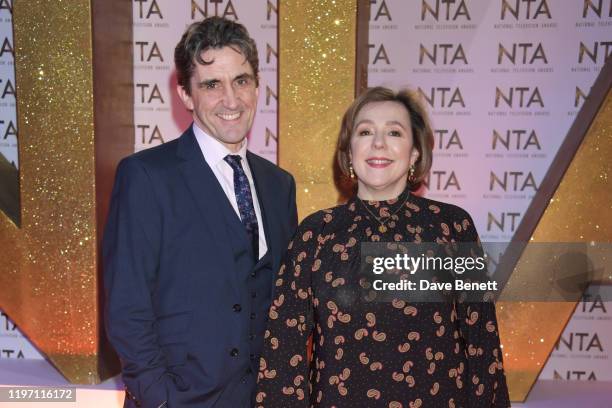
(297, 202), (352, 235)
(410, 194), (474, 221)
(408, 194), (478, 238)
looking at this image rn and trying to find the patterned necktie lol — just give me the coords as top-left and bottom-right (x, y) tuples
(224, 154), (259, 260)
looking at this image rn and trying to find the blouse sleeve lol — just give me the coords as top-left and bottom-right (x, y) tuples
(454, 213), (510, 408)
(256, 213), (321, 407)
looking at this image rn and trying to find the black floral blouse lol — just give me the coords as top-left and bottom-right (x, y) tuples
(256, 189), (510, 407)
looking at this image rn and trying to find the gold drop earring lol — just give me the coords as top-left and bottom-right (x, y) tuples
(408, 165), (415, 183)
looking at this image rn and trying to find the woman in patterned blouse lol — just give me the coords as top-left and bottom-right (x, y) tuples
(256, 87), (510, 407)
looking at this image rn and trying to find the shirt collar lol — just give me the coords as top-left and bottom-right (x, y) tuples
(192, 122), (248, 167)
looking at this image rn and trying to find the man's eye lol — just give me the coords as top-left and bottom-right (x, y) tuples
(205, 82), (218, 89)
(236, 78), (249, 86)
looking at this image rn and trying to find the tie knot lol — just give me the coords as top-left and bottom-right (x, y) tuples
(224, 154), (242, 169)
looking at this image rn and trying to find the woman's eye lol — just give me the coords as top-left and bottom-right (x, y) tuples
(358, 129), (372, 136)
(389, 130), (401, 137)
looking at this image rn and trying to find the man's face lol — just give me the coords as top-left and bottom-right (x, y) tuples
(177, 46), (259, 152)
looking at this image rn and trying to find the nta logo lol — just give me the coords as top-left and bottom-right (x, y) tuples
(191, 0), (238, 20)
(495, 87), (544, 108)
(500, 0), (551, 20)
(421, 0), (471, 21)
(498, 42), (548, 64)
(419, 87), (465, 108)
(420, 43), (468, 65)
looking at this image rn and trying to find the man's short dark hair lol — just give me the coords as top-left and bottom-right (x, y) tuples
(174, 16), (259, 94)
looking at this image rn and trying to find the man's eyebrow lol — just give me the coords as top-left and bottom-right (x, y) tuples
(197, 78), (219, 87)
(234, 73), (255, 81)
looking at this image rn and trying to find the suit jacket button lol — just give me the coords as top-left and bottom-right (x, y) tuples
(250, 312), (256, 320)
(233, 304), (242, 312)
(249, 333), (255, 340)
(251, 292), (256, 298)
(230, 348), (239, 357)
(250, 271), (256, 277)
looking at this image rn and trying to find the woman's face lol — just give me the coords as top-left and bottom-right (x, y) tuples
(350, 101), (419, 200)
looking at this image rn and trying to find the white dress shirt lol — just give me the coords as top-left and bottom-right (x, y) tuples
(192, 123), (268, 259)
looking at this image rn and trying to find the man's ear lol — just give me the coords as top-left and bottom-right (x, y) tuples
(176, 84), (194, 111)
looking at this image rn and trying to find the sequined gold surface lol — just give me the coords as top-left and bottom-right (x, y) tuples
(0, 2), (99, 383)
(499, 87), (612, 401)
(278, 0), (360, 219)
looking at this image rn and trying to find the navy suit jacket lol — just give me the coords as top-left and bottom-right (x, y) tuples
(103, 127), (297, 407)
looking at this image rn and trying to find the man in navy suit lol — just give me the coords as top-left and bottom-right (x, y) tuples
(103, 17), (297, 408)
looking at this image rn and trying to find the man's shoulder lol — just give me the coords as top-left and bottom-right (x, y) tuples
(127, 138), (181, 167)
(247, 151), (294, 182)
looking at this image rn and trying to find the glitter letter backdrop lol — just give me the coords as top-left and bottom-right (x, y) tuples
(0, 0), (133, 383)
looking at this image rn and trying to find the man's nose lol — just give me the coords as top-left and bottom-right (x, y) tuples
(223, 85), (239, 109)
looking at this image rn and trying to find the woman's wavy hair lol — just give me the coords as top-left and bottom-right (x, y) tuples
(336, 86), (434, 191)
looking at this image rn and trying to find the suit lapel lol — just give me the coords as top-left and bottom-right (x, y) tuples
(176, 127), (240, 296)
(247, 152), (281, 273)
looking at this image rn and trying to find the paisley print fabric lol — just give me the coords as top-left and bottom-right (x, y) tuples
(256, 188), (510, 407)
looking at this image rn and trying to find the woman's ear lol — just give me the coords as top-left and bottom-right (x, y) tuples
(410, 148), (420, 166)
